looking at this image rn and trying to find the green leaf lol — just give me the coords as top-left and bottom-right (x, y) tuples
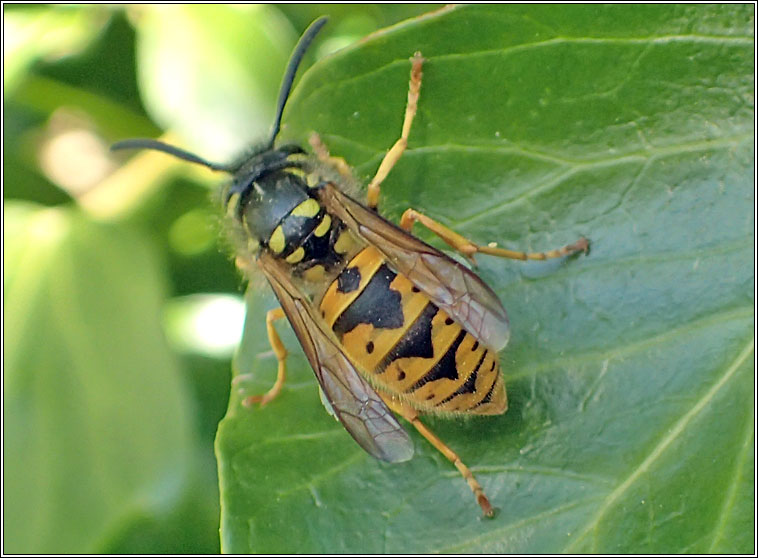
(3, 5), (109, 93)
(3, 203), (195, 553)
(133, 5), (297, 160)
(216, 5), (753, 553)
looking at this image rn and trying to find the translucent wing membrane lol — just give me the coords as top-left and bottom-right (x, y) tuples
(257, 251), (414, 463)
(320, 183), (511, 351)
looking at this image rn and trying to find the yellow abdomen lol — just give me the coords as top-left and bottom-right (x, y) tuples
(319, 246), (507, 415)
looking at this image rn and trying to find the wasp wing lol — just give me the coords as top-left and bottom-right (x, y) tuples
(257, 251), (414, 463)
(320, 183), (511, 351)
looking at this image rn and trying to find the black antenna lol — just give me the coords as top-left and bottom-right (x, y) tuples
(110, 138), (231, 172)
(267, 16), (328, 147)
(111, 17), (328, 168)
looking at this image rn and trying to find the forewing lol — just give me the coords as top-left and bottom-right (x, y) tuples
(257, 252), (414, 463)
(320, 184), (511, 351)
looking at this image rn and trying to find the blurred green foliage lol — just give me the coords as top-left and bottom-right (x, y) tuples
(3, 4), (433, 553)
(3, 3), (754, 554)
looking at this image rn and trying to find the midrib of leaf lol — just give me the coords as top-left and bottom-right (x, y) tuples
(320, 133), (751, 234)
(322, 128), (752, 173)
(563, 336), (755, 552)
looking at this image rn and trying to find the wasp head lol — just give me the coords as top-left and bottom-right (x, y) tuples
(111, 17), (329, 246)
(224, 143), (312, 243)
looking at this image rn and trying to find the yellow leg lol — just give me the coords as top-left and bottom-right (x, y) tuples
(241, 307), (288, 407)
(308, 133), (354, 180)
(400, 208), (589, 265)
(382, 395), (496, 518)
(366, 52), (425, 210)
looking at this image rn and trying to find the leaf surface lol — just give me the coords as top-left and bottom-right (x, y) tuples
(4, 204), (194, 553)
(216, 5), (754, 553)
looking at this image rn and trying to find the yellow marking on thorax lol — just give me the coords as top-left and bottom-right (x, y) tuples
(333, 229), (361, 255)
(303, 264), (326, 283)
(285, 246), (305, 264)
(319, 246), (384, 327)
(269, 225), (286, 254)
(382, 309), (462, 393)
(313, 214), (331, 237)
(339, 273), (429, 372)
(290, 198), (320, 218)
(306, 173), (320, 188)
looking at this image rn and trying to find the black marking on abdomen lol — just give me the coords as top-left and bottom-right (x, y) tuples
(435, 349), (488, 407)
(378, 303), (437, 373)
(407, 330), (467, 392)
(472, 370), (499, 408)
(337, 267), (361, 293)
(333, 264), (404, 337)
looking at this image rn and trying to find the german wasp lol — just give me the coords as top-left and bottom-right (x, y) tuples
(112, 17), (589, 517)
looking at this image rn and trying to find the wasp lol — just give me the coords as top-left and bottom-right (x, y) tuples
(113, 17), (588, 517)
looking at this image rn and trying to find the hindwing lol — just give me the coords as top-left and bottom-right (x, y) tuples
(257, 251), (414, 463)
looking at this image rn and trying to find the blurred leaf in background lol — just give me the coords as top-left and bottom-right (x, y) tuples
(3, 3), (754, 555)
(3, 3), (433, 554)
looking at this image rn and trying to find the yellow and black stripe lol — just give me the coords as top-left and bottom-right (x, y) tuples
(319, 246), (506, 415)
(266, 194), (354, 276)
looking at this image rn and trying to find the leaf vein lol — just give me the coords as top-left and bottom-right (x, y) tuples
(274, 452), (364, 499)
(707, 391), (755, 551)
(563, 336), (755, 552)
(439, 496), (602, 553)
(303, 33), (753, 108)
(495, 236), (752, 295)
(509, 304), (753, 382)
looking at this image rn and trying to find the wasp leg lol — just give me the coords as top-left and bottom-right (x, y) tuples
(308, 133), (355, 180)
(366, 52), (424, 210)
(400, 208), (589, 266)
(241, 307), (288, 407)
(381, 395), (496, 518)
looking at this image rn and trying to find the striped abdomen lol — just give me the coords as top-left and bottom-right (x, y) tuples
(318, 246), (507, 415)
